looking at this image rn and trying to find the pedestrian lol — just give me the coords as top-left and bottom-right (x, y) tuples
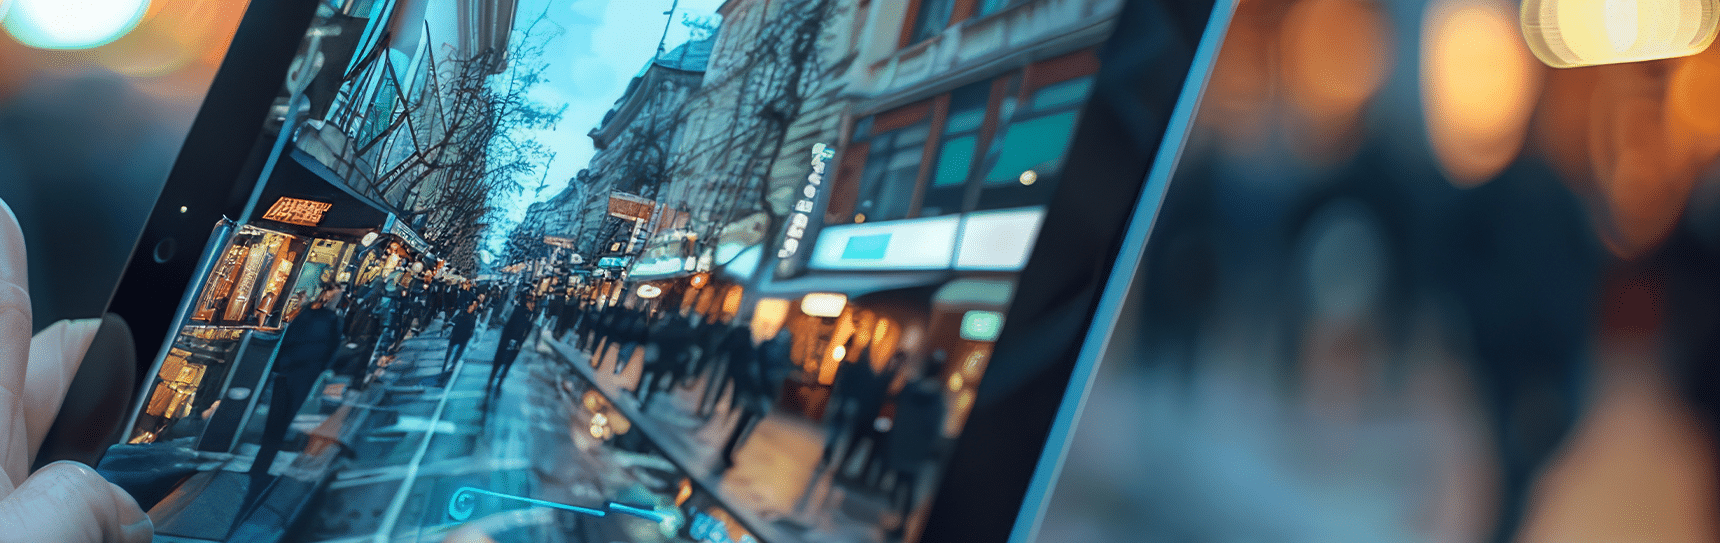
(821, 344), (884, 471)
(443, 300), (478, 374)
(639, 313), (691, 406)
(488, 294), (537, 396)
(719, 327), (783, 469)
(614, 309), (650, 375)
(881, 358), (947, 527)
(251, 285), (346, 476)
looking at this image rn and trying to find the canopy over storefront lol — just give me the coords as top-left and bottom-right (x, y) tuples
(248, 147), (395, 236)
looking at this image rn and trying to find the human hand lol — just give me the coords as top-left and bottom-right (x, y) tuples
(0, 199), (151, 542)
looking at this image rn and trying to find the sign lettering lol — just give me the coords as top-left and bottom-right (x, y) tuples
(262, 197), (332, 227)
(778, 143), (836, 259)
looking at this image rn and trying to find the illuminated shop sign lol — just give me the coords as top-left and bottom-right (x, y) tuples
(608, 192), (656, 221)
(777, 143), (836, 259)
(261, 197), (332, 226)
(809, 215), (959, 270)
(807, 206), (1045, 271)
(597, 256), (631, 268)
(953, 207), (1045, 269)
(382, 214), (432, 255)
(961, 310), (1005, 341)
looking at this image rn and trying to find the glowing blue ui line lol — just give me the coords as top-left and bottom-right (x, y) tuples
(446, 487), (608, 521)
(605, 501), (668, 522)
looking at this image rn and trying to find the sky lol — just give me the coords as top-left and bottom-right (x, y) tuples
(480, 0), (727, 262)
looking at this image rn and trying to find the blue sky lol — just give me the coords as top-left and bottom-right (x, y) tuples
(482, 0), (725, 261)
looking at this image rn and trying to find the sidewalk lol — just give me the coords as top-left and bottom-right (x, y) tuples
(138, 322), (474, 542)
(539, 331), (898, 543)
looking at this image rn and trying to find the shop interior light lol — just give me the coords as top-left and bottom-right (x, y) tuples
(361, 232), (379, 246)
(1521, 0), (1719, 67)
(801, 292), (847, 318)
(636, 284), (663, 299)
(1020, 169), (1039, 186)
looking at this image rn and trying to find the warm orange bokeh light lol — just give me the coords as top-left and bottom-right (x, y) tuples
(1586, 61), (1702, 258)
(1196, 0), (1280, 154)
(1279, 0), (1392, 158)
(1421, 0), (1542, 187)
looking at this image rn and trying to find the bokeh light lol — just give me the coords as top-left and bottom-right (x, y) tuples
(1421, 0), (1542, 187)
(1521, 0), (1719, 68)
(3, 0), (151, 50)
(1279, 0), (1392, 158)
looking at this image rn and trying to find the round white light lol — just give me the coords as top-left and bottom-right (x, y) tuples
(3, 0), (151, 50)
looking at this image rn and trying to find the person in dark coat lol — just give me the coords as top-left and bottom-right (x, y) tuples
(638, 313), (692, 406)
(719, 328), (784, 469)
(488, 295), (537, 396)
(443, 299), (478, 374)
(252, 285), (345, 475)
(882, 359), (947, 521)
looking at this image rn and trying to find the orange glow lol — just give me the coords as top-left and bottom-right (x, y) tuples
(1279, 0), (1392, 158)
(721, 285), (744, 316)
(1589, 63), (1699, 258)
(1197, 0), (1278, 153)
(675, 479), (693, 507)
(819, 311), (856, 385)
(1421, 0), (1542, 187)
(750, 298), (790, 343)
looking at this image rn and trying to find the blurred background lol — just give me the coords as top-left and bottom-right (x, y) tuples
(0, 0), (247, 331)
(1040, 0), (1720, 541)
(7, 0), (1720, 542)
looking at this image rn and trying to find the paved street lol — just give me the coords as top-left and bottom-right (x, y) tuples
(538, 328), (904, 543)
(148, 317), (703, 542)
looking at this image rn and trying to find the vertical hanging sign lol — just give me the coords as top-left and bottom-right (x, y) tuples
(778, 143), (836, 259)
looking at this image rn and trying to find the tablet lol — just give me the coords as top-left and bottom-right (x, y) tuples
(92, 0), (1227, 541)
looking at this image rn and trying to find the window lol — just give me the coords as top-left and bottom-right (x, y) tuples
(976, 76), (1094, 210)
(853, 121), (930, 222)
(975, 0), (1015, 16)
(909, 0), (956, 44)
(920, 82), (991, 216)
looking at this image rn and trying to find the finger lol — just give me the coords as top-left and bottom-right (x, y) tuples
(0, 461), (150, 543)
(0, 200), (33, 490)
(25, 318), (101, 468)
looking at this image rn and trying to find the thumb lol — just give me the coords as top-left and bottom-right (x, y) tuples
(0, 461), (150, 543)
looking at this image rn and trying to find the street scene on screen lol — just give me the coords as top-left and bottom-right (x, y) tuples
(104, 0), (1124, 541)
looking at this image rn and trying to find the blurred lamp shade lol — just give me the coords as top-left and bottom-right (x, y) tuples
(1522, 0), (1719, 67)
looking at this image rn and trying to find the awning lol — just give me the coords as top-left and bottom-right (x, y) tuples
(753, 269), (951, 299)
(250, 147), (395, 235)
(931, 278), (1017, 310)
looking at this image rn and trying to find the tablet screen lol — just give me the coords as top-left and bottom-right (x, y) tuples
(109, 1), (1158, 541)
